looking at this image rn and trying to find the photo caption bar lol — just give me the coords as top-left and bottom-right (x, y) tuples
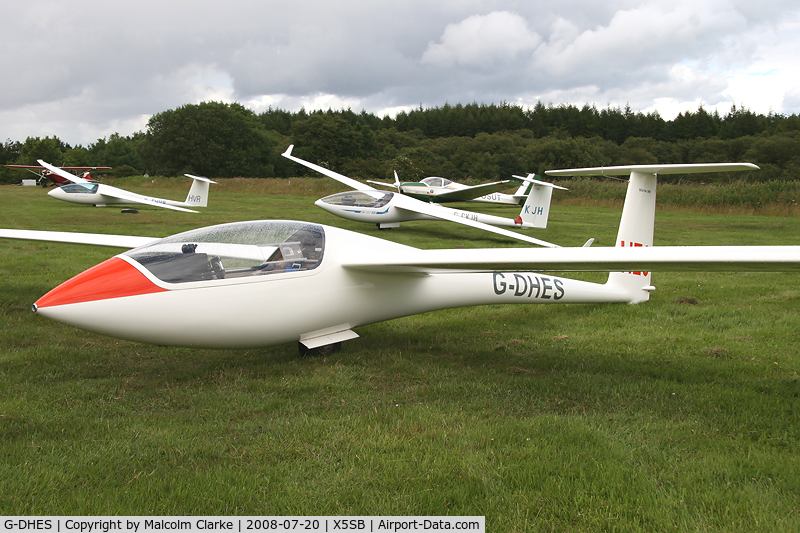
(1, 517), (485, 533)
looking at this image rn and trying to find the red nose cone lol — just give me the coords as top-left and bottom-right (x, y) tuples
(35, 257), (167, 308)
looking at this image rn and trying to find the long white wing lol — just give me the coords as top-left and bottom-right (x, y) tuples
(392, 200), (558, 248)
(282, 145), (375, 190)
(341, 245), (800, 273)
(0, 229), (158, 249)
(38, 159), (91, 184)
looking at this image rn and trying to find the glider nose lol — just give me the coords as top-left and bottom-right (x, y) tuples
(34, 257), (166, 311)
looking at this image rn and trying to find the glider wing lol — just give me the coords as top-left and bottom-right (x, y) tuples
(0, 229), (159, 249)
(341, 245), (800, 273)
(282, 145), (375, 191)
(392, 200), (558, 248)
(37, 160), (92, 184)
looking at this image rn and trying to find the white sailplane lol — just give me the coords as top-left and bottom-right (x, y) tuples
(38, 160), (215, 213)
(282, 146), (563, 247)
(367, 172), (552, 205)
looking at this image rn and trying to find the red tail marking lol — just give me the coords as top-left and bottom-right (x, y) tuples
(619, 241), (649, 276)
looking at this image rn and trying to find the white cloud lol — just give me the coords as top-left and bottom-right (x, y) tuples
(421, 11), (541, 69)
(532, 1), (746, 81)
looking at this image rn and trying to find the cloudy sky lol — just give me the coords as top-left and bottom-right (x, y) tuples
(2, 0), (799, 146)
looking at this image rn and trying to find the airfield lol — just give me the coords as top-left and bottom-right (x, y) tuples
(1, 177), (799, 530)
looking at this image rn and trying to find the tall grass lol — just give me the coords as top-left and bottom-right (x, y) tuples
(109, 174), (800, 215)
(560, 178), (799, 215)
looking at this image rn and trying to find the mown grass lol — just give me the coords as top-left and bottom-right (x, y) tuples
(0, 179), (798, 530)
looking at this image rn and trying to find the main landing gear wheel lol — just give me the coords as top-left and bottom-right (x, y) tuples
(298, 341), (342, 357)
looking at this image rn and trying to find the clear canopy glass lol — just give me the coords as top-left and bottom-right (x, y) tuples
(124, 220), (325, 283)
(59, 183), (99, 194)
(318, 191), (393, 208)
(420, 177), (451, 187)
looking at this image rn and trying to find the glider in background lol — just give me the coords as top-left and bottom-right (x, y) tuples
(368, 172), (559, 205)
(281, 145), (562, 247)
(5, 162), (111, 186)
(37, 160), (215, 213)
(1, 162), (797, 356)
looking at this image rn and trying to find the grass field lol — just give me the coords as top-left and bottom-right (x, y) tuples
(1, 178), (799, 531)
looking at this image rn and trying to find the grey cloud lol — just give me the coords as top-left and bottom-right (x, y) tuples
(1, 0), (798, 145)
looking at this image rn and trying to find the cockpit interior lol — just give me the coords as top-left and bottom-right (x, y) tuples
(124, 221), (325, 283)
(318, 191), (393, 208)
(420, 177), (452, 187)
(59, 183), (100, 194)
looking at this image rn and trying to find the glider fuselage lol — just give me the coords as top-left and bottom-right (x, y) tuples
(32, 221), (629, 349)
(49, 182), (180, 208)
(313, 190), (543, 228)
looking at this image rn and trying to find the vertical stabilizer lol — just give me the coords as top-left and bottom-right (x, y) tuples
(183, 175), (216, 208)
(512, 181), (533, 202)
(516, 175), (567, 228)
(519, 183), (554, 228)
(606, 171), (657, 303)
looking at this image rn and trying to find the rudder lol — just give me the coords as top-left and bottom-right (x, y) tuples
(606, 170), (657, 303)
(183, 175), (216, 208)
(519, 183), (554, 228)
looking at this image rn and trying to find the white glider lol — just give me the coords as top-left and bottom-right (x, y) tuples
(282, 145), (561, 247)
(367, 173), (558, 206)
(1, 161), (797, 355)
(38, 160), (216, 213)
(366, 173), (515, 203)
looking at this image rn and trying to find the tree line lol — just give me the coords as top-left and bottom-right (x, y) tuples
(2, 101), (799, 184)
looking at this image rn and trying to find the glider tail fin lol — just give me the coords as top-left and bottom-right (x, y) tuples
(518, 183), (553, 228)
(513, 180), (533, 199)
(606, 170), (657, 303)
(183, 175), (217, 208)
(518, 175), (566, 228)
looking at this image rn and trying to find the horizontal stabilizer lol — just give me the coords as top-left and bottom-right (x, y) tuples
(546, 163), (759, 177)
(512, 174), (569, 190)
